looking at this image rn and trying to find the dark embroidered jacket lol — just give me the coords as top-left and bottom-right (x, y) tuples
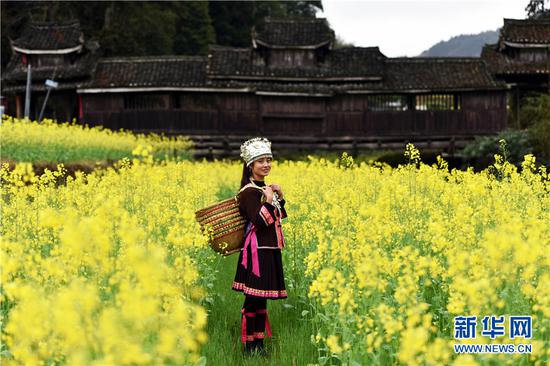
(238, 186), (288, 249)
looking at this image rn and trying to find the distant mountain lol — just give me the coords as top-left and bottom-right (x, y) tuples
(419, 29), (499, 57)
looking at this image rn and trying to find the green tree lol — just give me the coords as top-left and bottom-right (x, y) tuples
(284, 1), (323, 17)
(525, 0), (550, 18)
(100, 2), (177, 56)
(208, 1), (256, 47)
(208, 1), (323, 47)
(1, 1), (30, 68)
(173, 1), (215, 55)
(521, 93), (550, 161)
(1, 0), (324, 66)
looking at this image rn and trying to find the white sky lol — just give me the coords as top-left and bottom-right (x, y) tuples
(319, 0), (527, 56)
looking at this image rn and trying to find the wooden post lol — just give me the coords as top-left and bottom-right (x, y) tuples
(78, 94), (84, 121)
(515, 87), (520, 129)
(223, 137), (230, 156)
(16, 95), (22, 118)
(408, 94), (416, 111)
(259, 96), (264, 134)
(322, 98), (327, 135)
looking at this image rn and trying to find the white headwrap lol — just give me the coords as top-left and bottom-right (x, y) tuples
(240, 137), (273, 167)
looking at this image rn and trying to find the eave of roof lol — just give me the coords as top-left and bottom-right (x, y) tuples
(207, 75), (382, 82)
(77, 87), (251, 93)
(253, 39), (332, 50)
(11, 44), (83, 55)
(502, 41), (550, 48)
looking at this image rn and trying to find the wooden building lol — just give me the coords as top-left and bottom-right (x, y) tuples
(481, 17), (550, 125)
(1, 20), (100, 121)
(2, 18), (510, 155)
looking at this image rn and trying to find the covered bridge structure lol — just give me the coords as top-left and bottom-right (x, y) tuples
(2, 18), (509, 156)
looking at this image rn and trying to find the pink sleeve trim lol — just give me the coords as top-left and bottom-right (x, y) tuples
(260, 205), (275, 225)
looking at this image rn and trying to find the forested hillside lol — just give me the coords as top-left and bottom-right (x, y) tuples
(419, 30), (499, 57)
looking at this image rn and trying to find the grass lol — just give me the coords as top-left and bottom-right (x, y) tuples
(198, 255), (318, 366)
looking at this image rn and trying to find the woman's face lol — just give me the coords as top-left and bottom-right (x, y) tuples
(250, 156), (272, 179)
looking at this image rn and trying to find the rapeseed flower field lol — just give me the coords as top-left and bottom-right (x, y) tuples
(0, 119), (548, 365)
(1, 116), (193, 163)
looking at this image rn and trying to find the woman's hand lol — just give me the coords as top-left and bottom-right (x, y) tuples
(269, 184), (284, 200)
(262, 186), (274, 204)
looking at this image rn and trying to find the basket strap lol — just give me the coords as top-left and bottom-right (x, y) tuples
(237, 183), (264, 195)
(234, 184), (264, 205)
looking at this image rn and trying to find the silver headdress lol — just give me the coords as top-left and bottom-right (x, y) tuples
(240, 137), (273, 167)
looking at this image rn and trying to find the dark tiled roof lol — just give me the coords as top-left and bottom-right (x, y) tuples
(2, 48), (99, 83)
(207, 46), (386, 79)
(253, 18), (334, 48)
(481, 44), (550, 75)
(207, 47), (256, 76)
(210, 57), (504, 94)
(1, 47), (506, 95)
(83, 56), (207, 89)
(382, 58), (505, 91)
(11, 20), (84, 51)
(501, 18), (550, 45)
(329, 48), (386, 77)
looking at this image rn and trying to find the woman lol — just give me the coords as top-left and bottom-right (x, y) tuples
(232, 137), (288, 357)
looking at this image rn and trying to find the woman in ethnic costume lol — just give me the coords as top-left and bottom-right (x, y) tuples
(232, 137), (288, 356)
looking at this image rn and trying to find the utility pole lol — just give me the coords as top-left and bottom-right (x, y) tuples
(38, 79), (59, 122)
(24, 63), (32, 119)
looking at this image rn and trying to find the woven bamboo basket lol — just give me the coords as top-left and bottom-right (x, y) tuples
(195, 184), (263, 256)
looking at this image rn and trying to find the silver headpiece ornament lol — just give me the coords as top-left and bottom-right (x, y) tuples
(240, 137), (273, 167)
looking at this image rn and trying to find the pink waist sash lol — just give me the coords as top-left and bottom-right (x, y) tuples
(241, 222), (261, 277)
(241, 213), (285, 277)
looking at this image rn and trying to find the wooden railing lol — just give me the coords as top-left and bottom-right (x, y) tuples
(122, 133), (493, 159)
(82, 108), (506, 157)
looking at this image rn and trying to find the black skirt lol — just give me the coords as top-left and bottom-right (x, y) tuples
(231, 244), (287, 299)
